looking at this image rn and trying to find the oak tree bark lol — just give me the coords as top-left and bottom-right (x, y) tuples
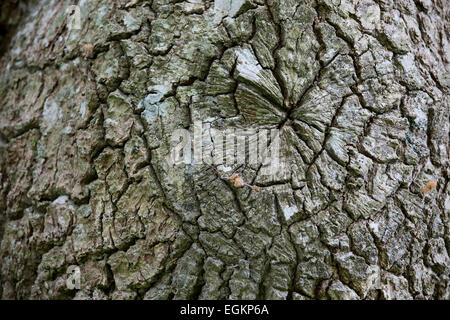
(0, 0), (448, 300)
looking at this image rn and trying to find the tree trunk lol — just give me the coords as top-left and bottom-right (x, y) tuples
(0, 0), (448, 300)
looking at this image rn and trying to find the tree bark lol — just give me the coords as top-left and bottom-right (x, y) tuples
(0, 0), (448, 300)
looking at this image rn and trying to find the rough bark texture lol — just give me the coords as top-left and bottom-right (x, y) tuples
(0, 0), (449, 300)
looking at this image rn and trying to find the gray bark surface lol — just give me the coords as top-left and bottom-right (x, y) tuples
(0, 0), (448, 300)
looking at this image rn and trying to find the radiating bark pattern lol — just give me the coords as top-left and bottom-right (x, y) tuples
(0, 0), (448, 300)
